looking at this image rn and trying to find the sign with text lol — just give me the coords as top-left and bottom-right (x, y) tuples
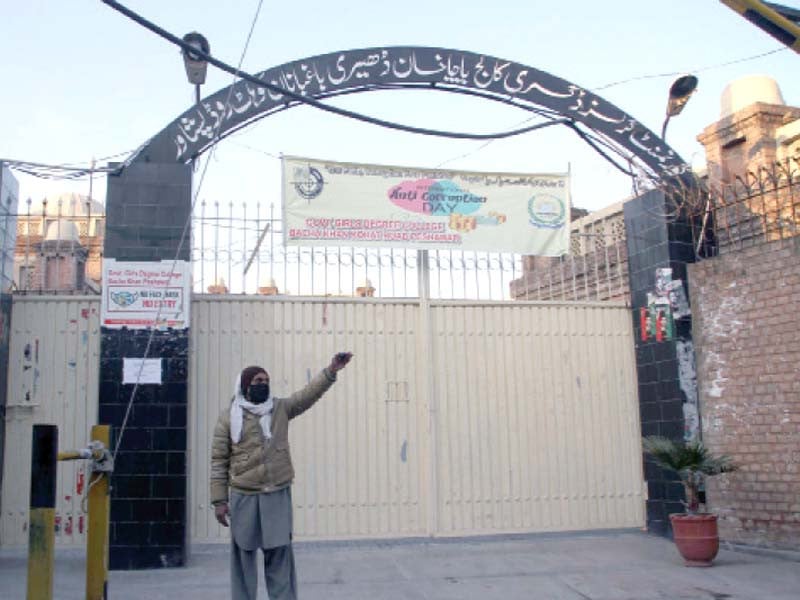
(101, 259), (191, 329)
(282, 156), (569, 255)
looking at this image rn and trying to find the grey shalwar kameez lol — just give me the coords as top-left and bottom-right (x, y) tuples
(230, 487), (295, 600)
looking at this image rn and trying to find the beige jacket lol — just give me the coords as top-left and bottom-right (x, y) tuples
(210, 369), (336, 505)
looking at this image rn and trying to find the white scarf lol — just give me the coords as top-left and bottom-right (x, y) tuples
(230, 372), (274, 444)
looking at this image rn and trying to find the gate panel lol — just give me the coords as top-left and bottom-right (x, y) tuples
(0, 297), (100, 547)
(431, 302), (644, 535)
(189, 297), (428, 542)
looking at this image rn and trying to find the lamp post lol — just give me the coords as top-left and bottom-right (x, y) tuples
(661, 74), (698, 140)
(181, 32), (210, 105)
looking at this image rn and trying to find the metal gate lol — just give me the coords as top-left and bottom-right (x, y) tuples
(0, 295), (643, 546)
(189, 296), (644, 542)
(0, 296), (101, 547)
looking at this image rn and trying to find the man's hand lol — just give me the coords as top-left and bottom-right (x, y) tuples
(329, 352), (353, 373)
(214, 502), (230, 527)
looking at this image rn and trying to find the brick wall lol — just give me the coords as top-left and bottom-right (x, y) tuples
(689, 237), (800, 550)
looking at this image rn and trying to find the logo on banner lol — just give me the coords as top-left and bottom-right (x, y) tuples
(110, 290), (139, 307)
(528, 193), (566, 229)
(292, 165), (324, 200)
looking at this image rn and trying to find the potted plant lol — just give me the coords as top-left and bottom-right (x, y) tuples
(642, 436), (737, 567)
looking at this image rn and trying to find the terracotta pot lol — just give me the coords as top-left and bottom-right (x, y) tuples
(669, 513), (719, 567)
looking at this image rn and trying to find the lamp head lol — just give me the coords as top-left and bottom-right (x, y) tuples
(182, 32), (210, 85)
(666, 74), (698, 117)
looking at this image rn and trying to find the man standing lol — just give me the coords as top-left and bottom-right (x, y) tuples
(210, 352), (353, 599)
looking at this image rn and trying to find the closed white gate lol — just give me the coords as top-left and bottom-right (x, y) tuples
(189, 296), (644, 543)
(1, 295), (643, 547)
(0, 296), (101, 547)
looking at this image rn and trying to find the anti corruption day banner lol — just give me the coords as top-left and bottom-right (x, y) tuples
(282, 156), (569, 255)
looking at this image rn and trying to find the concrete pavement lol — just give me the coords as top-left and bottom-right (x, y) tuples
(1, 529), (798, 599)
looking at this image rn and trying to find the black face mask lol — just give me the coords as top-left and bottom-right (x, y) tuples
(247, 383), (270, 404)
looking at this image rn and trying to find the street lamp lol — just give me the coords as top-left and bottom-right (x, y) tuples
(661, 74), (698, 140)
(181, 32), (210, 105)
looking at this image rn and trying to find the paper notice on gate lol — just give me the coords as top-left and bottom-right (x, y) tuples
(123, 358), (163, 385)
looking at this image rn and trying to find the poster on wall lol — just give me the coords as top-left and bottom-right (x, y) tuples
(282, 156), (570, 255)
(101, 259), (191, 329)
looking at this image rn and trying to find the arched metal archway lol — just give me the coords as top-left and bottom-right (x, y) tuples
(132, 46), (690, 181)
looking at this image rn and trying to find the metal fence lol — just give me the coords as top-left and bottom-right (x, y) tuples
(10, 196), (629, 303)
(191, 200), (628, 302)
(688, 158), (800, 259)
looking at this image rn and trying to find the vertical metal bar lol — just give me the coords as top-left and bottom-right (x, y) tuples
(297, 246), (302, 296)
(615, 238), (624, 301)
(474, 251), (480, 300)
(592, 224), (601, 301)
(228, 202), (233, 293)
(390, 249), (396, 297)
(525, 256), (533, 301)
(256, 202), (261, 289)
(40, 198), (47, 290)
(26, 424), (58, 600)
(242, 202), (247, 293)
(571, 251), (578, 301)
(200, 201), (206, 293)
(310, 246), (316, 296)
(55, 198), (62, 292)
(582, 250), (590, 301)
(487, 253), (494, 300)
(324, 246), (329, 296)
(337, 246), (342, 296)
(269, 203), (275, 284)
(214, 201), (220, 289)
(283, 213), (288, 295)
(377, 248), (382, 298)
(24, 198), (31, 290)
(448, 250), (454, 300)
(350, 245), (355, 296)
(86, 425), (111, 600)
(602, 227), (612, 301)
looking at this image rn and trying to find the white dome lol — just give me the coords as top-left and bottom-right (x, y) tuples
(26, 193), (104, 217)
(721, 76), (785, 118)
(44, 219), (81, 243)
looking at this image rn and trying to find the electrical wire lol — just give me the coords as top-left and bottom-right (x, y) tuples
(99, 0), (574, 145)
(593, 46), (788, 91)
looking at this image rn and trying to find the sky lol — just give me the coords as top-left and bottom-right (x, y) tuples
(1, 0), (798, 215)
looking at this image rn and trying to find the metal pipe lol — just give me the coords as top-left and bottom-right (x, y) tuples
(85, 425), (111, 600)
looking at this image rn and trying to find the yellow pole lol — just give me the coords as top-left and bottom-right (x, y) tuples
(720, 0), (800, 52)
(85, 425), (111, 600)
(27, 424), (58, 600)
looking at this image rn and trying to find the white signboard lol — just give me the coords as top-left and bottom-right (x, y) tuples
(101, 259), (191, 329)
(282, 156), (569, 255)
(123, 358), (163, 385)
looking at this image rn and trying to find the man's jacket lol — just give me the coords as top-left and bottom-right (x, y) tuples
(210, 369), (335, 505)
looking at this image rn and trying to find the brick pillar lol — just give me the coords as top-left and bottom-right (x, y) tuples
(624, 189), (700, 537)
(101, 162), (191, 569)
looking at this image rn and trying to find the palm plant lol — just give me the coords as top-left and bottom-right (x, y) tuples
(642, 436), (737, 514)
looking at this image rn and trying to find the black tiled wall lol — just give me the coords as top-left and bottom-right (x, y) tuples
(624, 189), (697, 536)
(101, 161), (191, 569)
(105, 162), (191, 262)
(100, 329), (188, 569)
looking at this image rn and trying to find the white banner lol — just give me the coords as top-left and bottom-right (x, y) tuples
(282, 157), (569, 255)
(101, 259), (191, 329)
